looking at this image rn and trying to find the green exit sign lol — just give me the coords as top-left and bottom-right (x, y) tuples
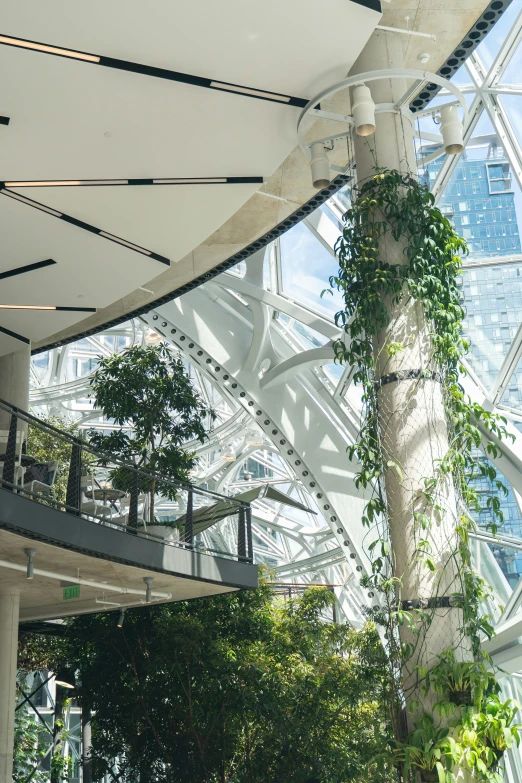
(63, 585), (80, 600)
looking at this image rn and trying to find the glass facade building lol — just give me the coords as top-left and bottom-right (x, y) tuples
(427, 148), (522, 585)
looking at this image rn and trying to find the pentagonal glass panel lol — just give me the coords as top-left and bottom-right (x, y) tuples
(279, 221), (344, 318)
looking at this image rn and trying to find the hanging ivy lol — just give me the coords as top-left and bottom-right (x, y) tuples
(328, 169), (520, 783)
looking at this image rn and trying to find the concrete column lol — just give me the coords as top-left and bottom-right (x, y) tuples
(82, 708), (93, 783)
(0, 344), (31, 428)
(0, 588), (20, 782)
(350, 32), (466, 714)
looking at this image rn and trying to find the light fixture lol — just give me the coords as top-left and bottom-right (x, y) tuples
(24, 548), (36, 580)
(439, 105), (464, 155)
(1, 189), (63, 216)
(0, 304), (55, 310)
(154, 178), (227, 184)
(98, 232), (152, 256)
(352, 84), (376, 137)
(221, 443), (236, 462)
(145, 330), (163, 345)
(309, 142), (331, 189)
(209, 81), (291, 102)
(117, 609), (126, 628)
(54, 667), (75, 689)
(0, 34), (101, 63)
(143, 576), (154, 604)
(246, 428), (263, 447)
(4, 179), (128, 187)
(0, 304), (96, 312)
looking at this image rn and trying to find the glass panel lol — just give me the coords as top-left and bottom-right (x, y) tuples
(475, 0), (522, 71)
(500, 36), (522, 83)
(461, 261), (522, 389)
(501, 345), (522, 412)
(470, 537), (511, 613)
(469, 454), (522, 585)
(323, 362), (344, 384)
(227, 260), (246, 278)
(279, 221), (344, 318)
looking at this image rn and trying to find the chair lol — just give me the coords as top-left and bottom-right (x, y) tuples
(23, 461), (58, 500)
(80, 475), (114, 520)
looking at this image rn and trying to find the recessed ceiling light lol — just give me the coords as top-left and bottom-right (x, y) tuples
(209, 81), (291, 102)
(0, 34), (100, 63)
(5, 179), (128, 187)
(0, 303), (96, 312)
(153, 178), (227, 184)
(1, 189), (63, 216)
(0, 304), (56, 310)
(98, 232), (152, 256)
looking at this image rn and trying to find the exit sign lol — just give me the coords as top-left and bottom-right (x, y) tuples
(63, 585), (80, 600)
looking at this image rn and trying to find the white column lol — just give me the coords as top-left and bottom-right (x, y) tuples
(0, 588), (20, 782)
(0, 344), (31, 443)
(350, 32), (466, 711)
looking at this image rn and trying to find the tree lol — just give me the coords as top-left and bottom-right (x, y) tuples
(23, 584), (394, 783)
(88, 342), (214, 524)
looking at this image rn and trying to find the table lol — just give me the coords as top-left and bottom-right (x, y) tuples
(84, 488), (126, 503)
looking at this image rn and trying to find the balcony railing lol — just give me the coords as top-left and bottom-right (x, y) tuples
(0, 398), (253, 564)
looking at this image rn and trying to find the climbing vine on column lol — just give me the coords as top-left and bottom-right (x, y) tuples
(329, 169), (520, 783)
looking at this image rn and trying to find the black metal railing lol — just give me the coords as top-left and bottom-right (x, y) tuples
(0, 398), (253, 564)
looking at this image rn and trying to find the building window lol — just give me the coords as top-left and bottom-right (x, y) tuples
(486, 161), (513, 195)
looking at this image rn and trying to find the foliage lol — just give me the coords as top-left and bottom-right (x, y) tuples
(88, 342), (214, 523)
(13, 677), (49, 783)
(457, 696), (522, 778)
(27, 415), (90, 506)
(21, 584), (394, 783)
(423, 649), (499, 713)
(328, 169), (518, 782)
(378, 714), (461, 783)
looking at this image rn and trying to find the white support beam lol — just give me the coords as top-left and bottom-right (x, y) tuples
(260, 342), (336, 389)
(488, 320), (522, 407)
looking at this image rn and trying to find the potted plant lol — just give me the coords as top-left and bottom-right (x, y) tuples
(88, 342), (214, 535)
(424, 651), (499, 710)
(377, 714), (461, 783)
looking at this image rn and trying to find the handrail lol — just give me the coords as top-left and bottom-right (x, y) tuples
(0, 397), (253, 563)
(0, 396), (248, 507)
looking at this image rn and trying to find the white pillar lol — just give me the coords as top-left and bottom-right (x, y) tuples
(0, 344), (31, 441)
(0, 588), (20, 782)
(350, 32), (466, 713)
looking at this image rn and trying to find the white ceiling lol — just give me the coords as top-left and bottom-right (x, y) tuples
(0, 0), (381, 355)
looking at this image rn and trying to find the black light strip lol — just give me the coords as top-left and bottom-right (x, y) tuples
(4, 176), (264, 188)
(0, 116), (9, 126)
(0, 33), (309, 108)
(56, 306), (97, 312)
(0, 324), (30, 344)
(33, 173), (352, 355)
(410, 0), (514, 112)
(0, 187), (170, 265)
(0, 259), (56, 280)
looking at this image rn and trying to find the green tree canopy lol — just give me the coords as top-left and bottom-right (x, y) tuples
(88, 342), (214, 521)
(24, 585), (393, 783)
